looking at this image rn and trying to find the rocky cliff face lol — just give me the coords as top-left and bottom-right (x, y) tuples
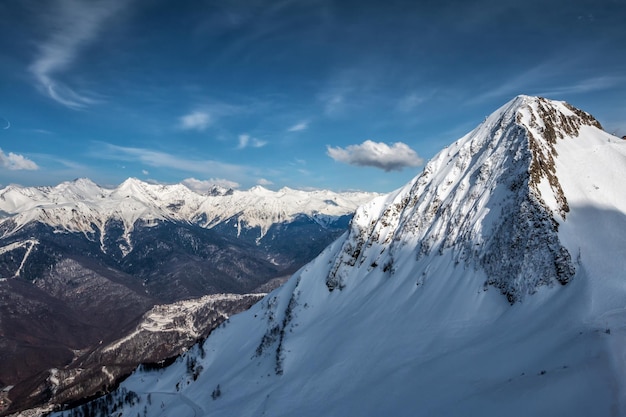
(327, 96), (594, 302)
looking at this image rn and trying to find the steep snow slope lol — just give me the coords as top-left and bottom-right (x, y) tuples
(52, 96), (626, 417)
(0, 179), (376, 247)
(36, 293), (265, 410)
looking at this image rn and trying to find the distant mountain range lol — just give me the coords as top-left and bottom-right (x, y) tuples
(45, 96), (626, 417)
(0, 180), (377, 414)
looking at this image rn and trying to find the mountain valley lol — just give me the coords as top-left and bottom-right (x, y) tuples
(0, 182), (376, 415)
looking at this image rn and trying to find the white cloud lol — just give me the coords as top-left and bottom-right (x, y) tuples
(257, 178), (273, 186)
(182, 177), (240, 192)
(0, 149), (39, 170)
(142, 169), (149, 175)
(29, 0), (130, 109)
(179, 111), (212, 131)
(327, 140), (423, 172)
(238, 134), (267, 149)
(238, 135), (250, 148)
(287, 121), (309, 132)
(97, 143), (246, 178)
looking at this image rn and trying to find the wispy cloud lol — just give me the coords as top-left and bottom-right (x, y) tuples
(536, 75), (626, 97)
(320, 93), (345, 117)
(179, 111), (212, 131)
(317, 65), (392, 118)
(287, 121), (309, 132)
(257, 178), (273, 186)
(327, 140), (423, 172)
(176, 100), (248, 132)
(28, 153), (88, 171)
(182, 177), (240, 192)
(470, 54), (626, 104)
(469, 62), (556, 104)
(0, 149), (39, 170)
(238, 134), (267, 149)
(29, 0), (130, 109)
(97, 143), (247, 178)
(396, 92), (427, 113)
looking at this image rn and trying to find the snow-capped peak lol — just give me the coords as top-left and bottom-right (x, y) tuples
(0, 179), (378, 249)
(205, 185), (234, 196)
(326, 95), (606, 302)
(247, 185), (274, 195)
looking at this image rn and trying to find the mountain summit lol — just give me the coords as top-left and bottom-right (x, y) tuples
(327, 94), (600, 302)
(50, 96), (626, 417)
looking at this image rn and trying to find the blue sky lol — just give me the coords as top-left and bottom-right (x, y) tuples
(1, 0), (625, 192)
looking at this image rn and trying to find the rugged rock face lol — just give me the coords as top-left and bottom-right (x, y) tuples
(327, 96), (589, 302)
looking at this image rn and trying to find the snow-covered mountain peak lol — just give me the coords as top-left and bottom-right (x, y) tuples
(51, 178), (105, 201)
(112, 177), (155, 200)
(0, 179), (377, 250)
(205, 185), (234, 196)
(327, 96), (609, 303)
(60, 177), (100, 190)
(277, 186), (296, 194)
(247, 185), (274, 196)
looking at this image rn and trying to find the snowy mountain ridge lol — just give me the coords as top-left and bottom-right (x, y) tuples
(48, 96), (626, 417)
(328, 95), (594, 302)
(0, 179), (377, 249)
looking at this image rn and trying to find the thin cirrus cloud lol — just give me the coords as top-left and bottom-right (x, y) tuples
(179, 111), (212, 131)
(238, 134), (267, 149)
(97, 143), (246, 178)
(28, 0), (130, 109)
(321, 94), (345, 117)
(469, 51), (626, 105)
(287, 121), (309, 132)
(0, 148), (39, 170)
(396, 93), (427, 113)
(536, 75), (626, 97)
(327, 140), (423, 172)
(178, 101), (246, 132)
